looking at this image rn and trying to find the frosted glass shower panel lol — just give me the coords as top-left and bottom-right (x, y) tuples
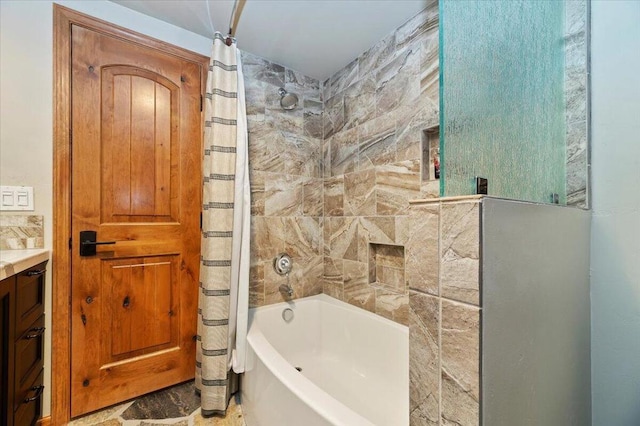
(441, 0), (566, 203)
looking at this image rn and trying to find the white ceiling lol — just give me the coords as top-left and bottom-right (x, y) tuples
(109, 0), (429, 81)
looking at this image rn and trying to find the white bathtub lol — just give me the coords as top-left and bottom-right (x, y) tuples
(241, 294), (409, 426)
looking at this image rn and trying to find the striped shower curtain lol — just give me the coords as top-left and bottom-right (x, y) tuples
(196, 33), (250, 417)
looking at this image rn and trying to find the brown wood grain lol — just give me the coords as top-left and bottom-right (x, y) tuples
(110, 262), (132, 356)
(70, 25), (201, 416)
(53, 4), (208, 423)
(119, 259), (173, 353)
(111, 74), (132, 216)
(52, 5), (73, 424)
(36, 416), (51, 426)
(102, 257), (177, 362)
(101, 66), (180, 222)
(1, 274), (16, 426)
(155, 84), (172, 217)
(130, 76), (155, 216)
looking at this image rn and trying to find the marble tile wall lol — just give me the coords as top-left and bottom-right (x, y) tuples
(565, 0), (589, 208)
(0, 214), (44, 249)
(322, 0), (440, 326)
(369, 243), (405, 291)
(408, 199), (481, 426)
(243, 52), (324, 307)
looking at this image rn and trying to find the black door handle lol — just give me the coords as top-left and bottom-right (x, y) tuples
(80, 230), (116, 256)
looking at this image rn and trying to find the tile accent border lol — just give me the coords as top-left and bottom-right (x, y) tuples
(0, 214), (44, 249)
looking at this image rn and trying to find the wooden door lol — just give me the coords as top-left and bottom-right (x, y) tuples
(70, 24), (203, 416)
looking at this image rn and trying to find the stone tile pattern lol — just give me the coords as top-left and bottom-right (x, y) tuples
(408, 200), (481, 426)
(121, 381), (200, 420)
(68, 381), (245, 426)
(440, 203), (480, 305)
(0, 214), (44, 249)
(369, 243), (405, 292)
(243, 52), (324, 308)
(322, 1), (439, 326)
(565, 0), (589, 208)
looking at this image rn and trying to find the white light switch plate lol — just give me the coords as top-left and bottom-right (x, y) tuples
(0, 186), (34, 211)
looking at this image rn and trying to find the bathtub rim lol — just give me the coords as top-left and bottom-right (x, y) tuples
(247, 293), (409, 335)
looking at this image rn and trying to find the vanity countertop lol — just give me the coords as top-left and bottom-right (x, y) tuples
(0, 248), (50, 280)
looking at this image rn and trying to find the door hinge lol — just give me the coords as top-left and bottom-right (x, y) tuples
(200, 95), (203, 112)
(68, 237), (72, 250)
(200, 212), (203, 230)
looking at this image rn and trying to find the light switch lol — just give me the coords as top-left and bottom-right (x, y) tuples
(1, 191), (13, 206)
(0, 186), (34, 211)
(16, 191), (29, 206)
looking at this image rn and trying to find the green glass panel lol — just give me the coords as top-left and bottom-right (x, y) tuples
(440, 0), (566, 204)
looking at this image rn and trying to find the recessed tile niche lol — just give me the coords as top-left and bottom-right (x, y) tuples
(422, 125), (440, 182)
(368, 243), (406, 293)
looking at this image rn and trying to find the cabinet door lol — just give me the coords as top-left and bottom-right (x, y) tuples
(14, 369), (43, 426)
(15, 315), (45, 413)
(0, 277), (15, 426)
(15, 263), (46, 338)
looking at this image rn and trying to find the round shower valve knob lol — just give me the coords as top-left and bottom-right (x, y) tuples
(274, 253), (293, 275)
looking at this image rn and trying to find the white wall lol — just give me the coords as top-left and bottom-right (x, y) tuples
(482, 199), (591, 425)
(590, 1), (640, 425)
(0, 0), (210, 417)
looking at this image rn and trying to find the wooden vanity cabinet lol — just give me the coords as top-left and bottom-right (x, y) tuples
(0, 261), (47, 426)
(1, 275), (16, 426)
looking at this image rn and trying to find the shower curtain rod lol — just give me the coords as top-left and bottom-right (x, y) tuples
(225, 0), (246, 46)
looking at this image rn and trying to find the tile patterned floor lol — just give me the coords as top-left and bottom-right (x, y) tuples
(68, 381), (246, 426)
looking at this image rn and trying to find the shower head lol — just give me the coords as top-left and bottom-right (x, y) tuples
(278, 88), (298, 110)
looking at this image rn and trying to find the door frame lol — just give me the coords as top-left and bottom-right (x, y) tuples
(52, 5), (208, 423)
